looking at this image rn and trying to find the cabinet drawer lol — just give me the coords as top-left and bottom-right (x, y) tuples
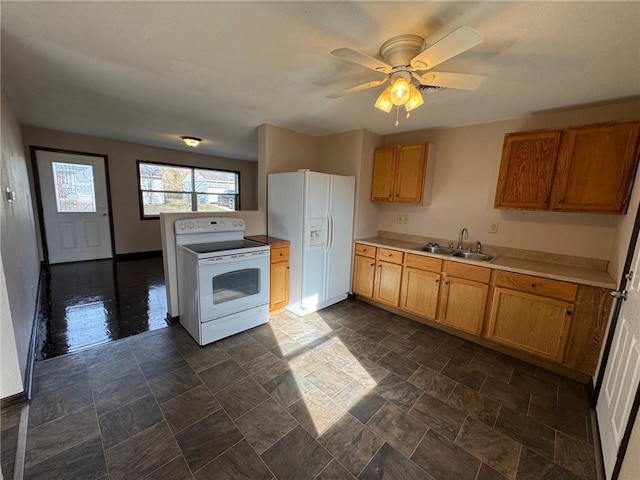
(405, 253), (442, 273)
(355, 243), (376, 258)
(495, 271), (577, 302)
(377, 248), (404, 264)
(271, 246), (289, 263)
(444, 261), (491, 283)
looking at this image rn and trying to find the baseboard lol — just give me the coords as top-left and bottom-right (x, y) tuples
(166, 314), (180, 325)
(23, 270), (45, 401)
(115, 250), (162, 261)
(0, 392), (28, 410)
(590, 409), (607, 480)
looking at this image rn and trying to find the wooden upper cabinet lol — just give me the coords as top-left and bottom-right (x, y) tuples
(371, 147), (397, 201)
(495, 121), (640, 214)
(372, 144), (428, 204)
(494, 131), (562, 209)
(551, 122), (640, 213)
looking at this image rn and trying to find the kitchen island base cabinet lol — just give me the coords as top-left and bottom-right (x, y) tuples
(486, 288), (573, 362)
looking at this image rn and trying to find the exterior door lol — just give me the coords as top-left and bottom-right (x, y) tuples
(597, 231), (640, 478)
(35, 149), (113, 264)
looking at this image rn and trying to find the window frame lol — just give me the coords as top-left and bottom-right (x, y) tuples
(136, 160), (241, 220)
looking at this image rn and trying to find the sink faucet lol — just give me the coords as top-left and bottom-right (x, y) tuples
(458, 227), (469, 250)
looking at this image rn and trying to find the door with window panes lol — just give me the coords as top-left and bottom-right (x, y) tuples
(36, 149), (113, 264)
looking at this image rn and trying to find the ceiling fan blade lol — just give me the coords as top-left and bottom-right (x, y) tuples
(413, 71), (487, 90)
(327, 77), (389, 98)
(410, 26), (484, 71)
(331, 47), (393, 74)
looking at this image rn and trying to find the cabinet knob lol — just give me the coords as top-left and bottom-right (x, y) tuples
(531, 283), (536, 287)
(566, 311), (572, 316)
(370, 263), (374, 267)
(435, 279), (439, 283)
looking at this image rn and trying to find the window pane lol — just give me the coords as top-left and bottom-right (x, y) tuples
(195, 194), (231, 212)
(193, 169), (237, 194)
(52, 162), (97, 212)
(139, 163), (192, 192)
(142, 192), (192, 216)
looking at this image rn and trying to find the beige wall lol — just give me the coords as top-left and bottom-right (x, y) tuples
(316, 128), (383, 239)
(380, 99), (640, 269)
(258, 124), (318, 211)
(1, 92), (40, 398)
(22, 126), (258, 256)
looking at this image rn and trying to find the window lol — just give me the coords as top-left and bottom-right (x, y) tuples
(137, 161), (239, 218)
(52, 162), (97, 212)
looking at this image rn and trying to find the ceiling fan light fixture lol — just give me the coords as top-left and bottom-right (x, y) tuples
(374, 86), (393, 113)
(405, 83), (424, 112)
(181, 136), (201, 148)
(389, 73), (411, 106)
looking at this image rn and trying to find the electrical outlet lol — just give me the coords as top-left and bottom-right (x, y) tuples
(488, 222), (499, 234)
(396, 214), (403, 224)
(402, 214), (409, 224)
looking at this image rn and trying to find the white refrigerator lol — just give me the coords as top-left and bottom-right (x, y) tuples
(268, 171), (356, 316)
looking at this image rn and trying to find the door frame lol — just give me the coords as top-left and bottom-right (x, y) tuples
(593, 196), (640, 479)
(30, 146), (116, 265)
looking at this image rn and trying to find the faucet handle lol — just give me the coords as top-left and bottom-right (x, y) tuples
(476, 241), (482, 253)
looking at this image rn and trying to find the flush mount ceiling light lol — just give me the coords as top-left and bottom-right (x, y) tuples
(181, 136), (202, 148)
(327, 26), (487, 125)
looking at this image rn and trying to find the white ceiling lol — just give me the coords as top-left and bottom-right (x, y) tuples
(2, 1), (639, 161)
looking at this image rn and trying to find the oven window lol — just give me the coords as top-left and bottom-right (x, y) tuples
(212, 268), (260, 304)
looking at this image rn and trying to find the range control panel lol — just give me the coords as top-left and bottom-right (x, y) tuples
(175, 217), (245, 234)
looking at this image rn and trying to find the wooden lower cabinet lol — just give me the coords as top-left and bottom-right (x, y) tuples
(486, 287), (573, 362)
(374, 261), (403, 307)
(400, 253), (441, 320)
(352, 243), (613, 377)
(245, 235), (291, 315)
(437, 262), (491, 335)
(269, 245), (290, 314)
(352, 253), (376, 298)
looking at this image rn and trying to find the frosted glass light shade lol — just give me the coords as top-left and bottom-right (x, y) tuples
(390, 76), (410, 105)
(374, 86), (393, 112)
(405, 84), (424, 112)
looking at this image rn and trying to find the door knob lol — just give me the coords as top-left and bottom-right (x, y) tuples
(625, 271), (634, 281)
(611, 290), (628, 300)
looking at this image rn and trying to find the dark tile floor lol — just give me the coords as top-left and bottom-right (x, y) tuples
(35, 257), (168, 360)
(18, 299), (600, 480)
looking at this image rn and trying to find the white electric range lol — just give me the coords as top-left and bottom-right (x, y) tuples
(175, 217), (270, 345)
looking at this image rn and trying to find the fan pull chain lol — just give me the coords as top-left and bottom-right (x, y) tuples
(395, 106), (400, 126)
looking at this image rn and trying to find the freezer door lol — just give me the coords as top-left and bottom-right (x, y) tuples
(326, 175), (355, 300)
(301, 172), (330, 310)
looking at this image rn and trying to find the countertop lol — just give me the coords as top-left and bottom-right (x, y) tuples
(356, 236), (616, 289)
(245, 235), (290, 248)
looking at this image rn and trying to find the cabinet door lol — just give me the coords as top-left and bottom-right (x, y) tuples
(494, 131), (562, 210)
(394, 144), (427, 203)
(400, 267), (440, 319)
(487, 287), (572, 362)
(352, 254), (376, 298)
(551, 122), (640, 213)
(373, 261), (403, 307)
(270, 261), (289, 313)
(371, 147), (397, 202)
(438, 276), (488, 335)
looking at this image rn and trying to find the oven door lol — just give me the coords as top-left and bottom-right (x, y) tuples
(198, 251), (270, 322)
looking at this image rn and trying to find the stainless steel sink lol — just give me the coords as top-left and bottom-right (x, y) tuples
(421, 245), (455, 255)
(451, 251), (495, 262)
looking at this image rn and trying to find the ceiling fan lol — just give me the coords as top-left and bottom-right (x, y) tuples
(328, 26), (486, 121)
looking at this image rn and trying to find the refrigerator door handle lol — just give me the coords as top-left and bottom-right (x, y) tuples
(327, 213), (334, 252)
